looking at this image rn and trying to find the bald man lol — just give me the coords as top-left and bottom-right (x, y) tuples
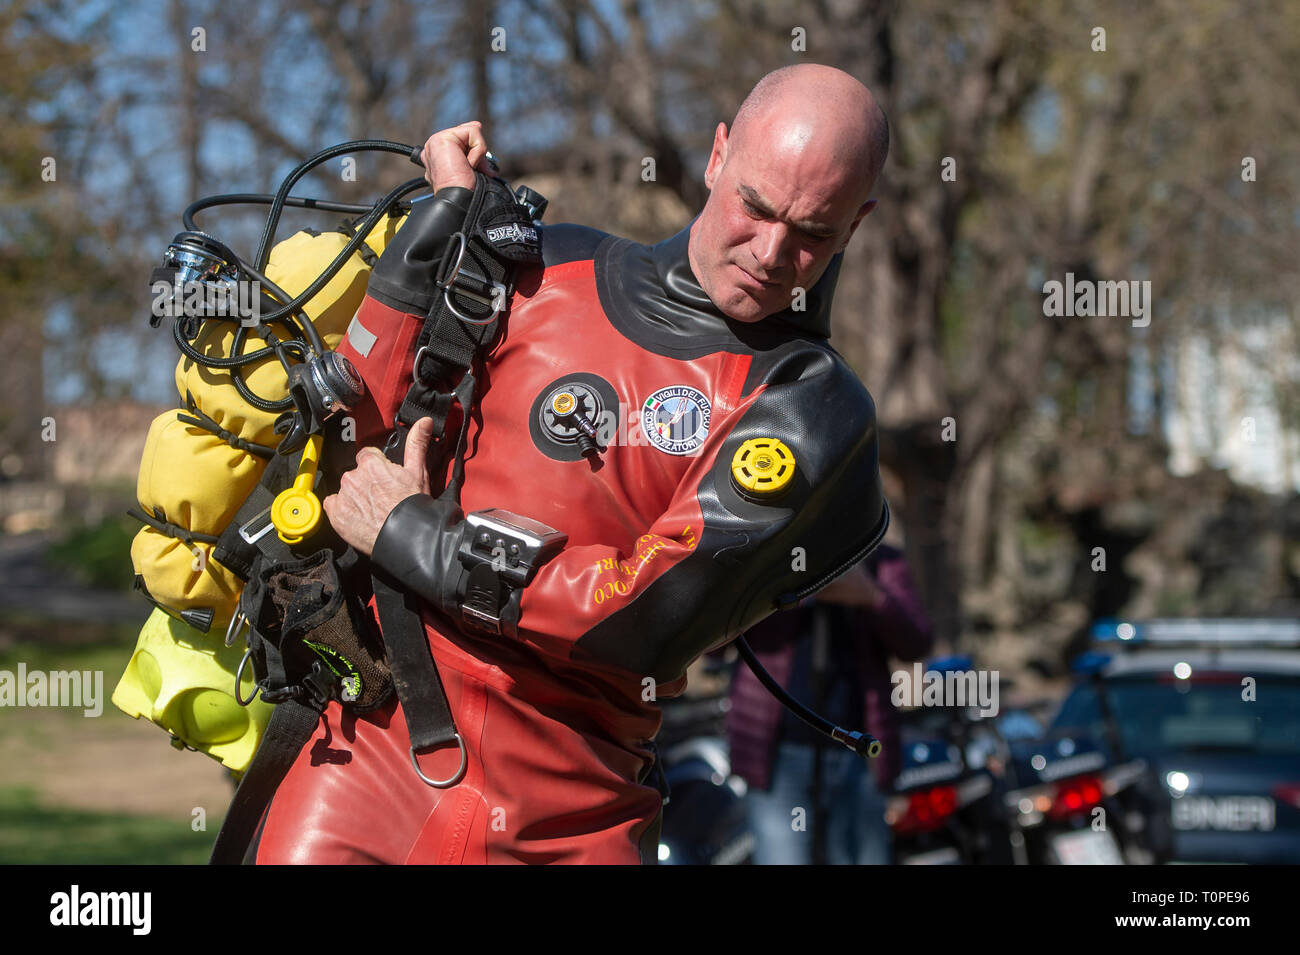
(250, 64), (891, 864)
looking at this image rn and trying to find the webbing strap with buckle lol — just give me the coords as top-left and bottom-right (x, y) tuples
(393, 171), (540, 436)
(211, 446), (297, 580)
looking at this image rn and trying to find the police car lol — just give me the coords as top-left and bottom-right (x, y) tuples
(1051, 618), (1300, 864)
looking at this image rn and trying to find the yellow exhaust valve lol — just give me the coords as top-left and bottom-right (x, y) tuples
(112, 608), (273, 774)
(730, 437), (796, 500)
(271, 433), (323, 544)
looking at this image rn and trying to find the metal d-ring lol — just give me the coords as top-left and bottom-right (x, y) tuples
(411, 343), (433, 383)
(444, 282), (505, 326)
(436, 231), (505, 327)
(436, 231), (469, 286)
(234, 647), (260, 706)
(224, 608), (250, 648)
(409, 735), (468, 788)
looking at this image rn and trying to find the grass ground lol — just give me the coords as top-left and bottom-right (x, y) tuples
(0, 617), (234, 865)
(0, 787), (214, 865)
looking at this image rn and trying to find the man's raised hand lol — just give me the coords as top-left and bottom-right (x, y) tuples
(419, 120), (495, 192)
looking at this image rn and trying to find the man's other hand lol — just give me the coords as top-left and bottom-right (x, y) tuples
(419, 120), (494, 192)
(323, 418), (434, 556)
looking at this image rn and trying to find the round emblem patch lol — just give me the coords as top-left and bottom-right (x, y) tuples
(641, 385), (712, 455)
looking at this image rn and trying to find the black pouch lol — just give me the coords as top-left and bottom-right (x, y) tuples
(247, 549), (392, 711)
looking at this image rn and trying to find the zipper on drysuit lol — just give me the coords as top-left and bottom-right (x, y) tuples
(775, 499), (892, 610)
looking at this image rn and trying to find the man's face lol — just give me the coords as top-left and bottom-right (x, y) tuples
(689, 122), (876, 323)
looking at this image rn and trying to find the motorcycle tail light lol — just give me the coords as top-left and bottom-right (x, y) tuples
(1049, 775), (1104, 820)
(1272, 783), (1300, 810)
(889, 785), (959, 835)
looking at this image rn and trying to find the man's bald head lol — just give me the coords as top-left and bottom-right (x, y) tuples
(688, 65), (888, 323)
(730, 65), (889, 202)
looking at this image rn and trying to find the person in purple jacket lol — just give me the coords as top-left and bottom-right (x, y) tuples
(727, 540), (934, 864)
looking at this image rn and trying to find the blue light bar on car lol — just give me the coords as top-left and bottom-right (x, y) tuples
(924, 655), (974, 675)
(1091, 618), (1300, 646)
(1071, 651), (1113, 675)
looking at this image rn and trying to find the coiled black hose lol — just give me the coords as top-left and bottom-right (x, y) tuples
(184, 194), (376, 232)
(252, 139), (417, 269)
(171, 140), (427, 407)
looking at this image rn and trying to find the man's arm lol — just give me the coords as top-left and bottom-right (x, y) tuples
(368, 346), (888, 685)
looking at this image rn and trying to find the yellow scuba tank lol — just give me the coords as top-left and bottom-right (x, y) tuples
(115, 207), (406, 773)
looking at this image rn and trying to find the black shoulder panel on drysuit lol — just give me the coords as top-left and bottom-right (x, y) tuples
(570, 222), (886, 684)
(364, 187), (474, 315)
(572, 343), (888, 684)
(540, 222), (611, 268)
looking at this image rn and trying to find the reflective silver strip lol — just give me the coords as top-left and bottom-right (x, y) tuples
(346, 313), (378, 357)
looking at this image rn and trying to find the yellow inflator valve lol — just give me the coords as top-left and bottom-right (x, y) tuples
(271, 433), (324, 544)
(730, 437), (796, 501)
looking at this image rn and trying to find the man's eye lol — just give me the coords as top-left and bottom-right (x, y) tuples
(742, 201), (765, 218)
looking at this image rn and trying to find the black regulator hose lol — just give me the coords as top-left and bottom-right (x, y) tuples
(252, 139), (418, 270)
(169, 140), (426, 408)
(228, 324), (295, 413)
(172, 319), (279, 368)
(171, 273), (317, 412)
(735, 636), (883, 759)
(239, 260), (325, 356)
(249, 175), (427, 326)
(184, 193), (377, 232)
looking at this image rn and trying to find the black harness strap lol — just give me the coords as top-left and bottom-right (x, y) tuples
(371, 173), (540, 783)
(211, 446), (298, 580)
(373, 366), (481, 783)
(389, 171), (538, 446)
(209, 698), (325, 864)
(372, 571), (458, 751)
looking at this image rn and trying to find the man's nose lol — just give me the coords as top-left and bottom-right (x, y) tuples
(750, 222), (793, 274)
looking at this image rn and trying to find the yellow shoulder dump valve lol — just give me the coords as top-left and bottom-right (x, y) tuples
(730, 437), (796, 501)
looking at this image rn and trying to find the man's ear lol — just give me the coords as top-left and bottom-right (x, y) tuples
(703, 123), (729, 191)
(836, 198), (877, 252)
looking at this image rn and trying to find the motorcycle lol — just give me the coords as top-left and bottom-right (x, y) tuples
(1000, 728), (1150, 864)
(887, 657), (1015, 864)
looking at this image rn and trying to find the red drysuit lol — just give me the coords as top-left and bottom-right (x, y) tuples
(252, 200), (887, 864)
